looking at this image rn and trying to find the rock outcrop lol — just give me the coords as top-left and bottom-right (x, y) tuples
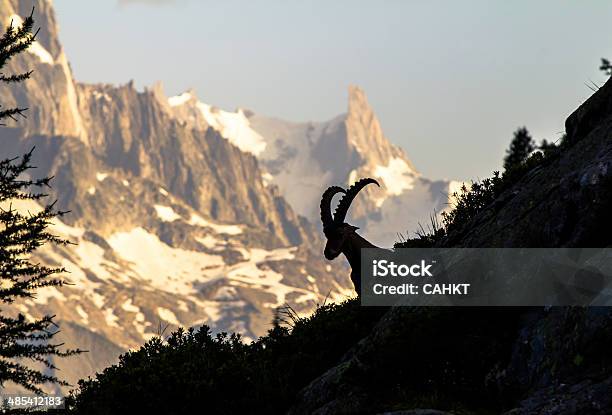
(0, 0), (87, 142)
(288, 77), (612, 414)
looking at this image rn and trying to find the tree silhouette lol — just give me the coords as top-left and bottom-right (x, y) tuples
(600, 58), (612, 76)
(0, 9), (80, 393)
(503, 127), (535, 171)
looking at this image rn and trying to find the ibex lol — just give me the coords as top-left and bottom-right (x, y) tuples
(320, 178), (384, 294)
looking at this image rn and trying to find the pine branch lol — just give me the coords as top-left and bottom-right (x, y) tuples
(0, 70), (33, 83)
(0, 106), (28, 125)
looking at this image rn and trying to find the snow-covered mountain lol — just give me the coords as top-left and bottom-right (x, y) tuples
(166, 85), (462, 246)
(0, 0), (463, 392)
(0, 0), (351, 390)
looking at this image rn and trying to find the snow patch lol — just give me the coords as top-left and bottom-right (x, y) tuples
(76, 305), (89, 325)
(189, 214), (242, 235)
(32, 286), (66, 305)
(122, 179), (130, 187)
(90, 292), (106, 309)
(14, 303), (35, 322)
(96, 172), (108, 182)
(168, 91), (266, 155)
(49, 215), (85, 239)
(106, 228), (309, 310)
(374, 157), (416, 196)
(157, 307), (180, 326)
(103, 308), (120, 328)
(168, 92), (193, 107)
(72, 239), (115, 281)
(293, 292), (318, 304)
(159, 188), (169, 196)
(121, 299), (140, 313)
(122, 299), (148, 338)
(8, 15), (54, 65)
(196, 235), (221, 249)
(29, 41), (54, 65)
(196, 101), (266, 156)
(107, 227), (225, 296)
(87, 186), (96, 195)
(261, 172), (274, 187)
(154, 205), (181, 222)
(226, 247), (303, 308)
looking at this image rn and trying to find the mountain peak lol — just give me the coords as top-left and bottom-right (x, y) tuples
(345, 84), (414, 168)
(347, 84), (369, 110)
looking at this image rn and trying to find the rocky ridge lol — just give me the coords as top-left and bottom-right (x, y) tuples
(166, 85), (463, 247)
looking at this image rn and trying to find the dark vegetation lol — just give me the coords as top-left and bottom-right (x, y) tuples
(0, 11), (80, 393)
(67, 304), (526, 414)
(68, 301), (388, 414)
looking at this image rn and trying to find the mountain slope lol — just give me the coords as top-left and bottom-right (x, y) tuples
(288, 72), (612, 415)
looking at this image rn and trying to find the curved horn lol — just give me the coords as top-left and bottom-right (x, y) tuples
(333, 178), (380, 224)
(320, 186), (346, 228)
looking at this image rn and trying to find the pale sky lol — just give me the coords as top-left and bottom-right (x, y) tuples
(54, 0), (612, 181)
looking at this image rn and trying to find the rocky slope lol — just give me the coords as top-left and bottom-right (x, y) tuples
(287, 74), (612, 414)
(0, 1), (353, 391)
(165, 85), (462, 247)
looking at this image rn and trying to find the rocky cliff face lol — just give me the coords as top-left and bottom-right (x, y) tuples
(75, 81), (316, 246)
(288, 76), (612, 415)
(0, 1), (353, 391)
(0, 0), (87, 142)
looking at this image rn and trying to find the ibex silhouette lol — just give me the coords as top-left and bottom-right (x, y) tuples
(320, 178), (384, 294)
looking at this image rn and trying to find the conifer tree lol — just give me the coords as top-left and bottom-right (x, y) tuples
(600, 58), (612, 76)
(503, 127), (535, 171)
(0, 9), (79, 393)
